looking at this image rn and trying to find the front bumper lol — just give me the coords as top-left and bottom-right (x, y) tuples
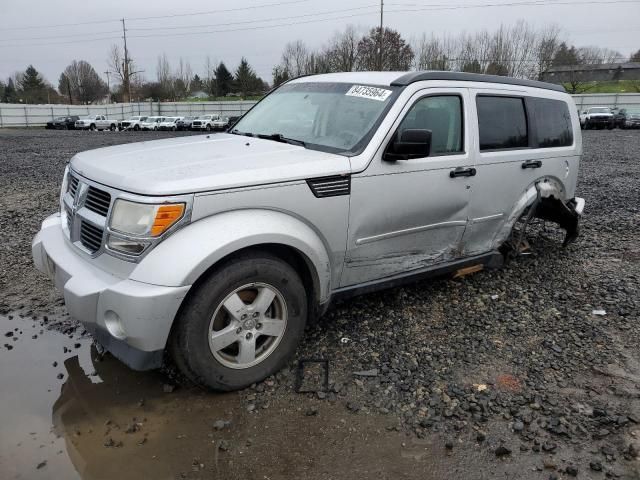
(32, 214), (190, 370)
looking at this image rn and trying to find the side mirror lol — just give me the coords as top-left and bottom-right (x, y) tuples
(383, 129), (432, 161)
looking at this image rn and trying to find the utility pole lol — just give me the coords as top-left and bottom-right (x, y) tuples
(121, 18), (131, 103)
(378, 0), (384, 70)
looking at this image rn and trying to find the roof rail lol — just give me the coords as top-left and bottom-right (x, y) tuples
(391, 71), (566, 92)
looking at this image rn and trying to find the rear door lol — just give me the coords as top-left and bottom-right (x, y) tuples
(462, 90), (576, 255)
(342, 88), (474, 286)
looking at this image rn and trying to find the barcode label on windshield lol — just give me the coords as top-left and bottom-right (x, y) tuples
(346, 85), (392, 102)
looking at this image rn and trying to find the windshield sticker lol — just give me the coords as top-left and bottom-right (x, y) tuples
(346, 85), (392, 102)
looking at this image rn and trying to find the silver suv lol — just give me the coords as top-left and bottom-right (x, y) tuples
(33, 71), (584, 390)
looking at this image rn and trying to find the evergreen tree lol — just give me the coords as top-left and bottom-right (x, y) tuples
(3, 78), (18, 103)
(190, 74), (204, 93)
(234, 58), (264, 95)
(631, 49), (640, 62)
(214, 62), (234, 97)
(552, 42), (580, 67)
(20, 65), (48, 103)
(0, 81), (5, 102)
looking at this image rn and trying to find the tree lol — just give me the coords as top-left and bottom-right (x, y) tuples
(0, 81), (5, 103)
(58, 73), (73, 103)
(552, 42), (580, 67)
(59, 60), (108, 104)
(214, 62), (234, 97)
(462, 60), (482, 73)
(356, 27), (414, 71)
(272, 65), (290, 88)
(191, 74), (204, 93)
(19, 65), (48, 103)
(233, 58), (264, 95)
(107, 44), (140, 102)
(2, 78), (18, 103)
(323, 25), (361, 72)
(156, 53), (173, 100)
(632, 49), (640, 62)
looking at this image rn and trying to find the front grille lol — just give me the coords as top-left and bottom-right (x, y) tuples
(65, 205), (73, 231)
(85, 186), (111, 217)
(307, 176), (351, 198)
(68, 175), (79, 198)
(80, 221), (104, 253)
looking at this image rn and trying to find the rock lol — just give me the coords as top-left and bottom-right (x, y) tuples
(213, 420), (231, 430)
(513, 421), (524, 432)
(56, 373), (64, 380)
(476, 432), (486, 442)
(565, 465), (578, 476)
(305, 408), (319, 416)
(495, 445), (512, 457)
(218, 440), (230, 452)
(589, 461), (603, 472)
(162, 384), (175, 393)
(445, 440), (454, 450)
(36, 461), (47, 469)
(346, 402), (361, 413)
(316, 391), (326, 400)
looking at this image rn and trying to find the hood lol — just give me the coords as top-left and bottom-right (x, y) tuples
(70, 133), (351, 196)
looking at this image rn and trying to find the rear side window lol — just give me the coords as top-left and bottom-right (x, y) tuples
(477, 96), (528, 151)
(528, 98), (573, 148)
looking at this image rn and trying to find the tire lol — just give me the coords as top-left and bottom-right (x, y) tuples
(89, 124), (96, 131)
(134, 124), (140, 131)
(172, 126), (176, 131)
(110, 124), (116, 131)
(206, 124), (212, 132)
(169, 251), (308, 391)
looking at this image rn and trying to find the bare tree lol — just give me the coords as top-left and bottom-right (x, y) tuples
(577, 46), (625, 64)
(281, 40), (311, 78)
(323, 25), (362, 72)
(156, 53), (173, 99)
(107, 44), (140, 101)
(59, 60), (108, 104)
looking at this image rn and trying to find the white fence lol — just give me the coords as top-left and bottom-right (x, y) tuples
(571, 93), (640, 111)
(0, 101), (258, 127)
(1, 94), (639, 127)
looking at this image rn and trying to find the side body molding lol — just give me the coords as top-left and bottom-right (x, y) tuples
(129, 210), (333, 303)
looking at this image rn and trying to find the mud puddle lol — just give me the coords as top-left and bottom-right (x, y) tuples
(0, 313), (562, 480)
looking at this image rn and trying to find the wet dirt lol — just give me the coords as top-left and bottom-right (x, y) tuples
(1, 312), (562, 480)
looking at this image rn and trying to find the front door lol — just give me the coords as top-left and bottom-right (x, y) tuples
(342, 88), (474, 287)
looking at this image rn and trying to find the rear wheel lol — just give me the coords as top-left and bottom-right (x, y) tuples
(170, 252), (308, 391)
(89, 124), (96, 131)
(134, 124), (140, 131)
(206, 124), (212, 132)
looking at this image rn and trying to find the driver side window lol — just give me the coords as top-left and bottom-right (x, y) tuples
(398, 95), (463, 156)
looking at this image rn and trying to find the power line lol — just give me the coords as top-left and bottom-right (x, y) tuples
(0, 0), (313, 32)
(126, 5), (377, 32)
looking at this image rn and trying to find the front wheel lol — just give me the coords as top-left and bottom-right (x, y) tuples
(206, 124), (212, 132)
(169, 252), (308, 391)
(89, 124), (96, 131)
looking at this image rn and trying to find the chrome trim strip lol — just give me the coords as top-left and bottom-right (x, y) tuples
(471, 213), (504, 224)
(355, 220), (467, 246)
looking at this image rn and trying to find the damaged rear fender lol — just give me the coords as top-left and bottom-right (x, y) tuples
(494, 179), (583, 249)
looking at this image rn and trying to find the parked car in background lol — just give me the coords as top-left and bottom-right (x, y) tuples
(579, 107), (614, 129)
(33, 71), (584, 391)
(46, 116), (80, 130)
(211, 116), (230, 131)
(176, 116), (197, 131)
(191, 114), (220, 131)
(75, 115), (118, 131)
(140, 116), (163, 130)
(157, 117), (183, 131)
(119, 116), (148, 131)
(613, 108), (640, 129)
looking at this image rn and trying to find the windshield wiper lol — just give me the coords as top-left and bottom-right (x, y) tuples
(256, 133), (305, 147)
(229, 129), (254, 137)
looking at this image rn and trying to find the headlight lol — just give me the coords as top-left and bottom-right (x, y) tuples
(109, 199), (185, 237)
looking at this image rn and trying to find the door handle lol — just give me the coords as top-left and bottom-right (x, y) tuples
(522, 160), (542, 169)
(449, 167), (476, 178)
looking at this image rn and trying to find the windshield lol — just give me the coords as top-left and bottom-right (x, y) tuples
(590, 107), (611, 114)
(231, 82), (399, 154)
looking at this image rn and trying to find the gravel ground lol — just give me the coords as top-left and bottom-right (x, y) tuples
(0, 128), (639, 478)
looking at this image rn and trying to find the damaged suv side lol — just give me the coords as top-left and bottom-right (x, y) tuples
(33, 71), (584, 391)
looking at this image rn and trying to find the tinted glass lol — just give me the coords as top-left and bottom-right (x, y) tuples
(529, 98), (573, 148)
(397, 95), (463, 155)
(477, 96), (528, 151)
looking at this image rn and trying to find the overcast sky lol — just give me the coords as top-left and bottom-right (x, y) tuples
(1, 0), (638, 87)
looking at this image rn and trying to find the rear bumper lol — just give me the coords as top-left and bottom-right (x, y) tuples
(32, 214), (190, 370)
